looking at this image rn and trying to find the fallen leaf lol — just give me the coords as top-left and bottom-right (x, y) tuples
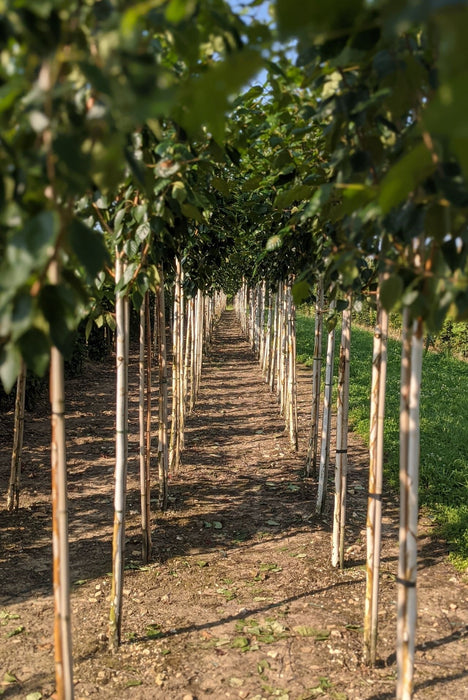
(3, 672), (17, 684)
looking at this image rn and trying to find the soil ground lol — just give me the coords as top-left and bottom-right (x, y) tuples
(0, 310), (467, 700)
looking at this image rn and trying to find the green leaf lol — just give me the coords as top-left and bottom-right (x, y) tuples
(26, 693), (42, 700)
(181, 202), (204, 223)
(3, 672), (17, 683)
(136, 221), (151, 243)
(274, 185), (313, 210)
(6, 626), (24, 638)
(301, 185), (333, 221)
(211, 177), (231, 197)
(276, 0), (364, 38)
(0, 343), (21, 393)
(18, 328), (50, 376)
(294, 625), (330, 640)
(292, 280), (312, 305)
(231, 636), (249, 649)
(378, 143), (436, 214)
(171, 181), (187, 203)
(165, 0), (196, 23)
(39, 285), (75, 356)
(379, 275), (404, 312)
(69, 219), (109, 278)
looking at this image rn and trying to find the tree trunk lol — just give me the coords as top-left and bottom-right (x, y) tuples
(109, 255), (129, 650)
(156, 270), (169, 511)
(286, 283), (298, 450)
(306, 280), (324, 477)
(169, 259), (181, 474)
(363, 298), (388, 663)
(6, 359), (27, 511)
(49, 259), (74, 698)
(139, 293), (152, 564)
(315, 299), (336, 514)
(332, 294), (352, 568)
(397, 312), (423, 699)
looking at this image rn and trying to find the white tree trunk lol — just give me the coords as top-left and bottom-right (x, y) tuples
(332, 295), (352, 568)
(316, 299), (336, 514)
(49, 260), (74, 698)
(306, 280), (324, 477)
(397, 312), (423, 699)
(364, 298), (388, 663)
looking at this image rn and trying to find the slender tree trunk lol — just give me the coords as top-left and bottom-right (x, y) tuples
(263, 291), (272, 381)
(169, 259), (181, 474)
(397, 312), (423, 699)
(332, 294), (352, 568)
(316, 299), (336, 514)
(49, 260), (74, 698)
(145, 295), (152, 546)
(363, 298), (389, 663)
(178, 273), (186, 457)
(269, 292), (278, 392)
(139, 294), (152, 563)
(286, 283), (298, 450)
(109, 255), (129, 650)
(6, 360), (27, 511)
(306, 280), (324, 476)
(195, 290), (204, 401)
(156, 271), (169, 511)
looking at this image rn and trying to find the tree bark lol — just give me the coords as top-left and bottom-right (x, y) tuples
(156, 270), (169, 511)
(109, 254), (129, 650)
(332, 294), (352, 568)
(397, 312), (423, 699)
(49, 259), (74, 698)
(315, 299), (336, 514)
(364, 298), (388, 663)
(306, 280), (324, 477)
(6, 360), (27, 511)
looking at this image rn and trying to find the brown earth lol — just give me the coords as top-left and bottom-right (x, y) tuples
(0, 310), (467, 700)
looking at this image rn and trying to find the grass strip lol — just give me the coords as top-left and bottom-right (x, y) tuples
(296, 310), (468, 571)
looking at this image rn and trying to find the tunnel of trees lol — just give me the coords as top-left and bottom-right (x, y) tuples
(1, 1), (468, 699)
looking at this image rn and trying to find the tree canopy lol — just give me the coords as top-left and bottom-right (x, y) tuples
(1, 0), (468, 390)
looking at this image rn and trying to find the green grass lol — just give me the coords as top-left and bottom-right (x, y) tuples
(297, 311), (468, 571)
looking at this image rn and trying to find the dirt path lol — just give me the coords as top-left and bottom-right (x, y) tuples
(0, 310), (467, 699)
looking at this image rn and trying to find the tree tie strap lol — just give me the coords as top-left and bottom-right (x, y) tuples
(368, 492), (382, 501)
(396, 577), (416, 588)
(336, 448), (348, 454)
